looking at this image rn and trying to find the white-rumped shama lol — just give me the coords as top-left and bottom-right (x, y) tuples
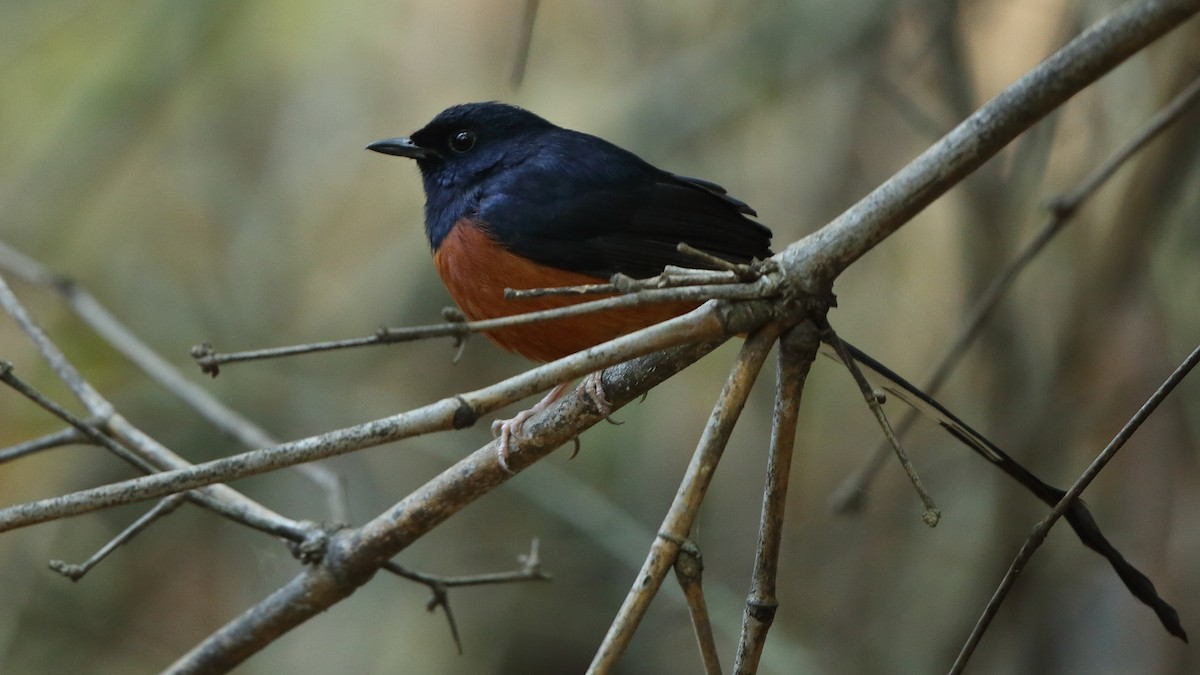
(369, 102), (1184, 641)
(367, 101), (771, 362)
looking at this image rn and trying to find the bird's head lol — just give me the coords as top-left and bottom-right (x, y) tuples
(367, 101), (556, 194)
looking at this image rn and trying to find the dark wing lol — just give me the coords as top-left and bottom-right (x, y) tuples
(480, 132), (772, 280)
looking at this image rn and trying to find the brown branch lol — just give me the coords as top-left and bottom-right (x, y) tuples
(382, 538), (551, 655)
(949, 343), (1200, 673)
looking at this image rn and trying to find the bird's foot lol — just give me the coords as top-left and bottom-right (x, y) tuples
(492, 382), (571, 473)
(568, 371), (611, 459)
(492, 372), (612, 470)
(580, 371), (611, 416)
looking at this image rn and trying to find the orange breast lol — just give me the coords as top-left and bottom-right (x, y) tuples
(433, 220), (696, 362)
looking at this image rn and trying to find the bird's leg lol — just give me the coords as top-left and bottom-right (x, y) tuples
(491, 371), (614, 471)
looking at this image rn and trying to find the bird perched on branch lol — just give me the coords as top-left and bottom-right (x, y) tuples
(367, 101), (771, 461)
(368, 101), (1184, 642)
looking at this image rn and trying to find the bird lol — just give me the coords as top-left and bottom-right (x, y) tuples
(369, 102), (1183, 641)
(367, 101), (771, 465)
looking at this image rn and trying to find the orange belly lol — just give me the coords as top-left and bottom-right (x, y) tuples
(433, 221), (696, 362)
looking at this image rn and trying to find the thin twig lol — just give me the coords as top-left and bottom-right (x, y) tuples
(673, 541), (721, 675)
(0, 299), (767, 532)
(162, 338), (734, 674)
(0, 427), (89, 464)
(0, 271), (308, 539)
(382, 538), (551, 655)
(821, 326), (941, 526)
(384, 539), (551, 589)
(830, 72), (1200, 513)
(734, 322), (821, 673)
(48, 494), (188, 581)
(504, 267), (745, 299)
(195, 278), (774, 373)
(949, 343), (1200, 673)
(588, 324), (782, 674)
(676, 243), (758, 278)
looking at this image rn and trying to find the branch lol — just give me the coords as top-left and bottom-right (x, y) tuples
(830, 71), (1200, 513)
(950, 343), (1200, 672)
(782, 0), (1200, 285)
(0, 298), (773, 532)
(193, 275), (773, 372)
(0, 273), (306, 540)
(0, 241), (349, 520)
(733, 322), (821, 673)
(589, 323), (785, 673)
(162, 336), (741, 674)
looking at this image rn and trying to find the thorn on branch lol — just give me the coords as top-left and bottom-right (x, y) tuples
(610, 273), (639, 294)
(382, 538), (552, 656)
(518, 537), (543, 576)
(441, 307), (471, 364)
(191, 343), (220, 378)
(287, 522), (341, 565)
(1044, 195), (1076, 220)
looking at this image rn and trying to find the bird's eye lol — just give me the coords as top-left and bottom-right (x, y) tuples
(449, 129), (476, 153)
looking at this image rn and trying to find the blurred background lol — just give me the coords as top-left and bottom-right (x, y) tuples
(1, 0), (1198, 673)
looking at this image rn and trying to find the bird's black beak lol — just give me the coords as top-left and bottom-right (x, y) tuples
(366, 137), (437, 160)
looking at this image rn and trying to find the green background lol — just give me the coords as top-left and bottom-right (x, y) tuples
(1, 1), (1198, 673)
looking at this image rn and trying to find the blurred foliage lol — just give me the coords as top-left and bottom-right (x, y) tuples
(1, 0), (1198, 673)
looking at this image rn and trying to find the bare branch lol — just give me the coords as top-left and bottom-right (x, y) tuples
(589, 323), (783, 673)
(950, 343), (1199, 672)
(734, 322), (821, 673)
(673, 542), (721, 675)
(382, 538), (551, 655)
(48, 494), (187, 581)
(505, 267), (749, 299)
(0, 298), (773, 532)
(163, 338), (735, 674)
(783, 0), (1200, 285)
(831, 71), (1200, 513)
(821, 326), (940, 525)
(194, 276), (775, 372)
(0, 427), (89, 464)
